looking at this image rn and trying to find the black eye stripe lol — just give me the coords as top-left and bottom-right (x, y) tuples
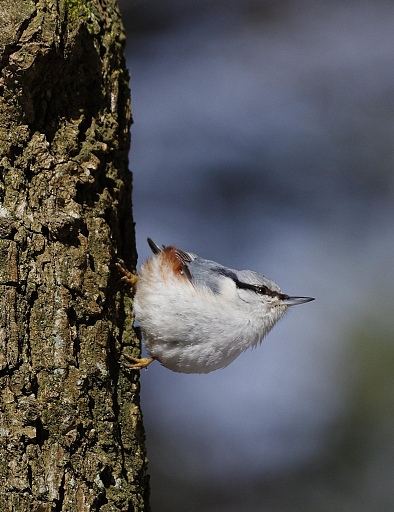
(234, 279), (289, 300)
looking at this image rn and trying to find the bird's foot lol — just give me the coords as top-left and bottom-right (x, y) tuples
(115, 258), (138, 290)
(122, 353), (155, 370)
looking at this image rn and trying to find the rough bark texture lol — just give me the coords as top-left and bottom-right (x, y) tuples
(0, 0), (149, 510)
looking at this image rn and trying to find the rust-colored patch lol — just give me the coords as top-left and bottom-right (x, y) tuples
(160, 246), (192, 281)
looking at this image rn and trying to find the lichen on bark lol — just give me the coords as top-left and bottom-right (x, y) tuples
(0, 0), (149, 510)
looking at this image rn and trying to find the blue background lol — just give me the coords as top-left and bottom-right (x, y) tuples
(119, 1), (394, 510)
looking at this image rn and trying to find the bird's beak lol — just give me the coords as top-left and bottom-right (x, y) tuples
(282, 296), (315, 306)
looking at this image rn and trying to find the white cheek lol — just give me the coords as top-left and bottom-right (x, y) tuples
(216, 277), (239, 303)
(236, 287), (267, 306)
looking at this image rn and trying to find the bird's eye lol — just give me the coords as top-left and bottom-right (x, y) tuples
(257, 286), (268, 294)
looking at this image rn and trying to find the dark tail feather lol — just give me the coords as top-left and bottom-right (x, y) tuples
(147, 238), (162, 254)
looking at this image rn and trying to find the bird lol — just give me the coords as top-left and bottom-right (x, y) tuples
(116, 238), (314, 374)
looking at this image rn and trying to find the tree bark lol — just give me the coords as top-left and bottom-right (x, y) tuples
(0, 0), (149, 510)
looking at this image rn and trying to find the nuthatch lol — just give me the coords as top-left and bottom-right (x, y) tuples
(117, 239), (314, 374)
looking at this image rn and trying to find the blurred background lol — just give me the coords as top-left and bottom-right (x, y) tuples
(118, 1), (394, 510)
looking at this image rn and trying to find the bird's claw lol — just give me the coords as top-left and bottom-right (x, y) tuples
(122, 353), (155, 371)
(115, 258), (138, 289)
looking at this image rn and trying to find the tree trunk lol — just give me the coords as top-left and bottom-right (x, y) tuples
(0, 1), (149, 510)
